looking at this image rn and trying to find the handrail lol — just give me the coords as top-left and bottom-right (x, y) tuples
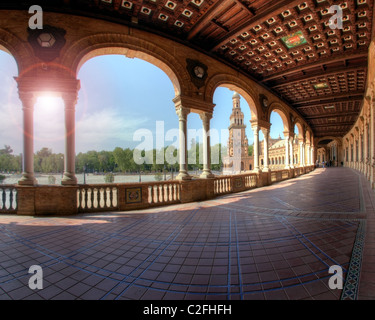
(0, 185), (18, 213)
(1, 166), (315, 215)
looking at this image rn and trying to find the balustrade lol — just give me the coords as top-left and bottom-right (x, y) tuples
(77, 185), (118, 212)
(148, 182), (180, 205)
(1, 166), (315, 215)
(0, 186), (17, 213)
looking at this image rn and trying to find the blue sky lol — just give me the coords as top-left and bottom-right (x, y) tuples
(0, 52), (285, 155)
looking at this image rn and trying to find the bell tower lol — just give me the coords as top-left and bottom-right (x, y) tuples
(228, 92), (249, 158)
(224, 92), (253, 173)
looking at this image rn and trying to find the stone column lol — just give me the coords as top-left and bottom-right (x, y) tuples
(289, 136), (294, 169)
(18, 93), (37, 185)
(176, 106), (191, 180)
(200, 112), (214, 179)
(365, 122), (370, 179)
(371, 94), (375, 188)
(284, 132), (290, 169)
(261, 127), (270, 172)
(299, 140), (305, 167)
(252, 124), (260, 172)
(61, 94), (78, 185)
(306, 143), (311, 165)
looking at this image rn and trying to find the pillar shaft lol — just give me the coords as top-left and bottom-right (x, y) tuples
(176, 106), (191, 180)
(62, 95), (78, 185)
(284, 134), (290, 169)
(289, 137), (294, 168)
(200, 112), (214, 179)
(18, 94), (37, 185)
(252, 125), (260, 171)
(371, 96), (375, 188)
(299, 141), (305, 167)
(261, 128), (269, 172)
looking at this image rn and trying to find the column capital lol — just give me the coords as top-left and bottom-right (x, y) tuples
(62, 92), (78, 107)
(18, 91), (37, 109)
(176, 106), (190, 121)
(260, 127), (270, 135)
(199, 111), (213, 121)
(250, 121), (260, 131)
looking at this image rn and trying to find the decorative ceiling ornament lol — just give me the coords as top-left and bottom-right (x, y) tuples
(281, 31), (307, 49)
(259, 94), (269, 113)
(27, 25), (66, 62)
(186, 59), (208, 89)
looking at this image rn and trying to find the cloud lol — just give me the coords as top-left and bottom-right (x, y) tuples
(76, 108), (149, 152)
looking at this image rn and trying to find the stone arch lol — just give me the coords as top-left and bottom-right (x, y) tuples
(294, 121), (304, 140)
(316, 136), (343, 146)
(204, 73), (260, 120)
(267, 103), (291, 133)
(61, 33), (191, 97)
(0, 27), (36, 75)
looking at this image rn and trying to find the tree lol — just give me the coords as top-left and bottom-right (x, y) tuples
(248, 144), (253, 156)
(0, 146), (21, 172)
(104, 173), (115, 183)
(0, 145), (13, 155)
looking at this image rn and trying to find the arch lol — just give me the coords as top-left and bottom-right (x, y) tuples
(61, 33), (190, 97)
(316, 136), (343, 147)
(268, 103), (291, 133)
(204, 73), (260, 120)
(0, 28), (35, 76)
(294, 121), (304, 140)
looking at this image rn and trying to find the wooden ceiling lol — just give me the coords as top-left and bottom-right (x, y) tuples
(2, 0), (374, 138)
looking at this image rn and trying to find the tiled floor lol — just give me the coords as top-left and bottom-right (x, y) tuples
(0, 167), (374, 300)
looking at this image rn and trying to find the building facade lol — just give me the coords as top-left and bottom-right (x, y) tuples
(223, 92), (254, 174)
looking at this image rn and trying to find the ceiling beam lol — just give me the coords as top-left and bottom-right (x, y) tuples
(186, 1), (231, 41)
(304, 111), (359, 120)
(261, 53), (368, 83)
(314, 132), (348, 137)
(270, 65), (367, 89)
(210, 0), (303, 51)
(292, 92), (364, 106)
(311, 122), (354, 128)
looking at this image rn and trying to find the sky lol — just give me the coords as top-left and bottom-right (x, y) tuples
(0, 51), (286, 155)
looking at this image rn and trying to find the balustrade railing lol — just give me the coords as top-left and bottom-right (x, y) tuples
(148, 181), (181, 205)
(1, 166), (315, 215)
(0, 185), (17, 213)
(77, 185), (118, 212)
(244, 174), (257, 188)
(214, 176), (232, 195)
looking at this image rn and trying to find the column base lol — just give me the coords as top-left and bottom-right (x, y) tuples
(176, 171), (191, 181)
(18, 173), (37, 186)
(200, 171), (215, 179)
(61, 173), (78, 185)
(262, 167), (270, 172)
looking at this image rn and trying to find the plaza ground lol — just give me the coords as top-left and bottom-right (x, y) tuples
(0, 167), (374, 300)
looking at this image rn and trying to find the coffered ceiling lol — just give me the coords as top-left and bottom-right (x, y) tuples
(2, 0), (374, 138)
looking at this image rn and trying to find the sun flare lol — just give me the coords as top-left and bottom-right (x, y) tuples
(36, 95), (63, 113)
